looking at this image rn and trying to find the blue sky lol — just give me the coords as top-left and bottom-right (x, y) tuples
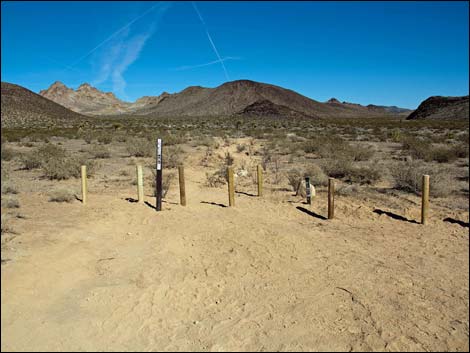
(1, 1), (469, 108)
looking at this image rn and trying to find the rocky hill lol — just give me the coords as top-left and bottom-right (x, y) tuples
(406, 95), (469, 120)
(39, 80), (410, 119)
(39, 82), (130, 115)
(1, 82), (87, 128)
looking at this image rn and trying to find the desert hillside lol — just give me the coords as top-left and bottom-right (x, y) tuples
(407, 95), (469, 120)
(1, 82), (87, 128)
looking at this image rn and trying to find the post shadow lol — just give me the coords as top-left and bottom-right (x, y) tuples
(373, 209), (419, 224)
(235, 191), (257, 197)
(201, 201), (227, 208)
(443, 217), (469, 228)
(125, 197), (138, 203)
(296, 206), (327, 220)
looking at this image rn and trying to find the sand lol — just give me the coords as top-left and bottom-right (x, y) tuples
(1, 149), (469, 352)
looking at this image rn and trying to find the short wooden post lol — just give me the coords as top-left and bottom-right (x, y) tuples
(328, 178), (335, 219)
(421, 174), (430, 225)
(228, 167), (235, 207)
(81, 165), (87, 205)
(136, 165), (144, 203)
(305, 177), (311, 205)
(178, 165), (186, 206)
(257, 165), (263, 197)
(156, 138), (162, 211)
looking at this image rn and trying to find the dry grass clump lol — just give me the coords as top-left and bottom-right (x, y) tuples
(20, 144), (96, 180)
(165, 145), (184, 169)
(287, 164), (328, 195)
(1, 197), (20, 209)
(126, 137), (154, 157)
(391, 160), (453, 197)
(89, 144), (111, 159)
(320, 158), (381, 185)
(1, 144), (15, 161)
(49, 189), (75, 203)
(205, 167), (227, 187)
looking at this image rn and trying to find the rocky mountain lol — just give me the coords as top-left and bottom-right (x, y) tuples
(1, 82), (86, 128)
(406, 95), (469, 120)
(39, 80), (410, 119)
(39, 81), (130, 115)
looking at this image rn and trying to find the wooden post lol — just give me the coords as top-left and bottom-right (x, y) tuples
(328, 177), (335, 219)
(421, 174), (430, 225)
(156, 138), (162, 211)
(136, 165), (144, 203)
(257, 165), (263, 197)
(81, 165), (87, 205)
(228, 167), (235, 207)
(178, 165), (186, 206)
(305, 177), (312, 205)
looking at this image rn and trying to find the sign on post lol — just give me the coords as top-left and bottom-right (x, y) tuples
(156, 138), (162, 211)
(305, 177), (311, 205)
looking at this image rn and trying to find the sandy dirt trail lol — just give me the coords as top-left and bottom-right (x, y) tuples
(1, 164), (469, 351)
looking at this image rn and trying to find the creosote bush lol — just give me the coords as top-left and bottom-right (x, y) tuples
(22, 144), (96, 180)
(49, 189), (75, 203)
(391, 160), (453, 197)
(126, 138), (154, 157)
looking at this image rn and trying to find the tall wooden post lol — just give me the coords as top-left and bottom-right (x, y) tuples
(178, 166), (186, 206)
(421, 174), (430, 225)
(136, 165), (144, 203)
(328, 177), (335, 219)
(257, 165), (263, 197)
(156, 138), (162, 211)
(305, 177), (311, 205)
(81, 165), (87, 205)
(228, 167), (235, 207)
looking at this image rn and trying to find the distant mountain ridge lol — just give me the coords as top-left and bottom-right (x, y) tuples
(38, 80), (412, 118)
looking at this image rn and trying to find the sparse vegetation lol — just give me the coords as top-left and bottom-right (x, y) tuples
(49, 189), (75, 203)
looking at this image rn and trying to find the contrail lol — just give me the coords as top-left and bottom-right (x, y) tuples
(173, 56), (239, 71)
(64, 2), (169, 71)
(192, 1), (230, 81)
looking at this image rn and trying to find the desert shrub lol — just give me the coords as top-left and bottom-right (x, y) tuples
(304, 164), (329, 186)
(336, 184), (361, 196)
(165, 145), (183, 169)
(89, 144), (111, 159)
(1, 182), (18, 195)
(320, 158), (381, 185)
(401, 136), (431, 160)
(2, 197), (20, 208)
(320, 158), (354, 179)
(260, 146), (272, 170)
(389, 128), (402, 142)
(270, 156), (283, 184)
(236, 144), (246, 153)
(391, 161), (453, 197)
(427, 146), (458, 163)
(344, 165), (381, 184)
(97, 133), (113, 145)
(452, 142), (469, 158)
(350, 145), (375, 161)
(205, 167), (227, 187)
(49, 189), (75, 203)
(126, 138), (154, 157)
(27, 144), (96, 180)
(21, 152), (42, 170)
(1, 144), (15, 161)
(286, 168), (303, 194)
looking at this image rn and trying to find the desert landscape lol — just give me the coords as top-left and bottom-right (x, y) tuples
(1, 1), (469, 352)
